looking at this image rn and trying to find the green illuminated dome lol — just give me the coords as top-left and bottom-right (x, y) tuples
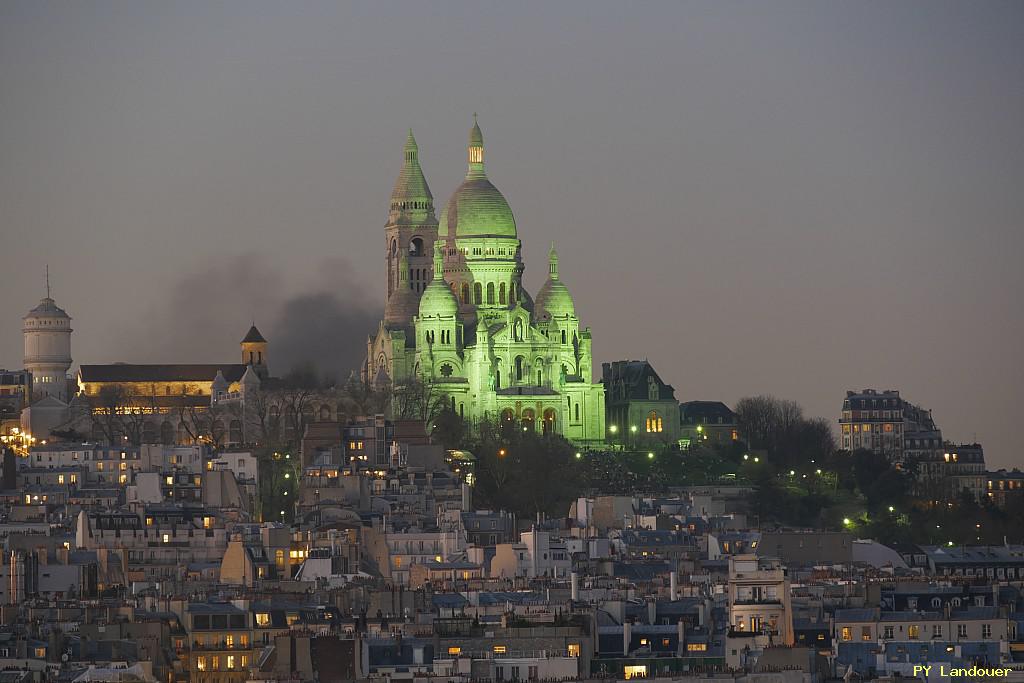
(439, 117), (517, 239)
(418, 242), (459, 318)
(535, 244), (575, 320)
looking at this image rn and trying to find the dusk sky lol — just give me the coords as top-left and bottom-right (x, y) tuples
(1, 2), (1021, 465)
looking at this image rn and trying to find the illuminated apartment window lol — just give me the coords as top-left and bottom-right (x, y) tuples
(624, 666), (647, 680)
(567, 644), (580, 657)
(256, 613), (270, 627)
(240, 655), (249, 668)
(70, 474), (77, 484)
(448, 647), (461, 655)
(687, 643), (707, 652)
(862, 627), (871, 641)
(841, 627), (852, 641)
(24, 495), (30, 504)
(286, 614), (299, 626)
(225, 635), (234, 648)
(34, 648), (45, 658)
(493, 645), (507, 654)
(58, 474), (65, 484)
(162, 534), (170, 543)
(662, 639), (671, 647)
(639, 638), (648, 646)
(196, 657), (206, 672)
(211, 656), (219, 671)
(119, 474), (127, 484)
(203, 516), (212, 529)
(166, 476), (174, 485)
(908, 625), (920, 640)
(97, 462), (104, 471)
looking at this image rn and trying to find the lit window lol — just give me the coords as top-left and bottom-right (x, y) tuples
(645, 411), (663, 433)
(196, 656), (207, 672)
(448, 647), (461, 655)
(493, 645), (507, 654)
(687, 643), (707, 652)
(58, 474), (65, 484)
(624, 666), (647, 680)
(567, 644), (580, 657)
(841, 627), (852, 641)
(908, 625), (920, 640)
(166, 476), (174, 485)
(227, 655), (235, 669)
(162, 534), (170, 543)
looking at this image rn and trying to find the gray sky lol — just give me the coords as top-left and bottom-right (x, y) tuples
(1, 1), (1022, 466)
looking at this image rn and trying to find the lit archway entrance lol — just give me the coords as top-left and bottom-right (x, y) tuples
(542, 409), (556, 435)
(521, 409), (535, 432)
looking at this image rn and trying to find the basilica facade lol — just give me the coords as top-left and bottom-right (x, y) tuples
(366, 120), (606, 442)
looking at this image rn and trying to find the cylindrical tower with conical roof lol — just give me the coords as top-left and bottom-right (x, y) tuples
(385, 129), (438, 309)
(23, 287), (72, 402)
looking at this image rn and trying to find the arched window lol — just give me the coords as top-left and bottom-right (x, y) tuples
(474, 282), (482, 305)
(511, 282), (518, 302)
(521, 409), (535, 431)
(537, 369), (543, 385)
(160, 421), (174, 446)
(462, 283), (470, 304)
(514, 356), (525, 382)
(499, 282), (506, 305)
(501, 408), (515, 422)
(487, 282), (495, 305)
(648, 376), (659, 400)
(575, 404), (580, 421)
(561, 330), (567, 344)
(269, 405), (281, 439)
(495, 368), (501, 389)
(409, 237), (424, 256)
(212, 420), (225, 444)
(646, 410), (663, 433)
(229, 420), (242, 444)
(284, 406), (296, 439)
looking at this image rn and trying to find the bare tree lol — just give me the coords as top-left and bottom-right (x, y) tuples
(391, 377), (447, 430)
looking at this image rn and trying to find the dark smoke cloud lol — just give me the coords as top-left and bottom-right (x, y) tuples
(104, 253), (380, 382)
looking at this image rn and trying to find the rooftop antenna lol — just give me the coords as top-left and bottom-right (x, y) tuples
(45, 264), (51, 299)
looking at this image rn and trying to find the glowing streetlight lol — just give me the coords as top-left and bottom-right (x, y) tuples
(843, 518), (851, 526)
(647, 452), (654, 459)
(609, 425), (618, 434)
(575, 452), (582, 459)
(888, 506), (894, 512)
(743, 454), (749, 461)
(630, 425), (638, 434)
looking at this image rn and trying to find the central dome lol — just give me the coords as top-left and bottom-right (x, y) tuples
(440, 177), (517, 238)
(439, 117), (517, 239)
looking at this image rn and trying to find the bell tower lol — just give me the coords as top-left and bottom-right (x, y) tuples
(385, 130), (438, 314)
(240, 325), (268, 379)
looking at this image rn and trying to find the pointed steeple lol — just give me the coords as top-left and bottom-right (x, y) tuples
(548, 242), (559, 280)
(389, 128), (434, 225)
(467, 114), (485, 177)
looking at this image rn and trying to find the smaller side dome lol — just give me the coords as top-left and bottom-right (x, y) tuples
(418, 241), (459, 318)
(535, 244), (575, 320)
